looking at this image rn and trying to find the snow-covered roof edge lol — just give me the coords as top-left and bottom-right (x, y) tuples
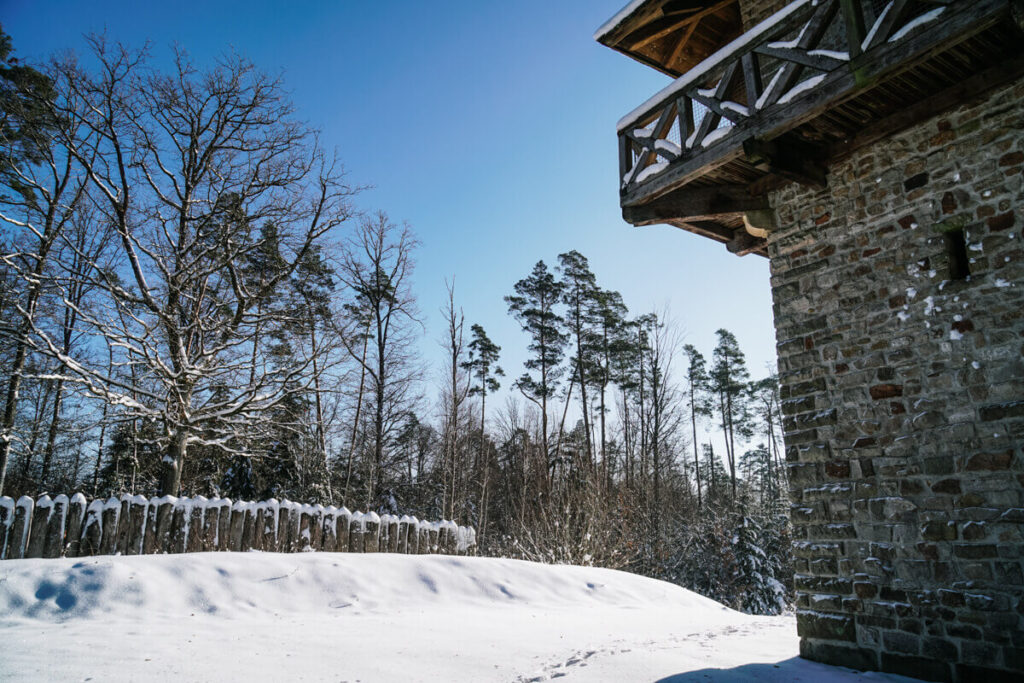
(594, 0), (651, 42)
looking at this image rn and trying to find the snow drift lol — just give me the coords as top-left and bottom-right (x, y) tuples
(0, 553), (915, 682)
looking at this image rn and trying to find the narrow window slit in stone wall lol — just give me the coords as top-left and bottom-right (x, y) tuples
(944, 228), (970, 280)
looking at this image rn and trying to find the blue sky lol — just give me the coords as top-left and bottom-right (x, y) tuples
(3, 0), (777, 403)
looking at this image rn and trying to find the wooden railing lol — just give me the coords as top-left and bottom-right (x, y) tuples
(617, 0), (1009, 206)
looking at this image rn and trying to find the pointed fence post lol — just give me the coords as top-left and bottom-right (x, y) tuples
(115, 494), (133, 555)
(388, 517), (400, 553)
(79, 499), (104, 557)
(336, 508), (351, 552)
(418, 523), (430, 555)
(251, 505), (266, 552)
(348, 512), (364, 552)
(154, 497), (176, 553)
(262, 499), (280, 551)
(98, 497), (121, 556)
(297, 504), (313, 552)
(363, 512), (380, 553)
(124, 496), (148, 555)
(142, 498), (160, 555)
(0, 496), (15, 560)
(43, 495), (69, 559)
(321, 506), (338, 552)
(63, 494), (87, 558)
(229, 501), (247, 551)
(186, 497), (205, 553)
(202, 498), (220, 551)
(216, 499), (232, 550)
(25, 495), (52, 558)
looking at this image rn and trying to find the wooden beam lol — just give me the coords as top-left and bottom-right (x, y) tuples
(753, 45), (848, 72)
(741, 52), (763, 108)
(759, 0), (840, 108)
(864, 0), (913, 51)
(839, 0), (867, 59)
(668, 219), (736, 242)
(622, 185), (769, 226)
(628, 16), (697, 51)
(665, 16), (703, 69)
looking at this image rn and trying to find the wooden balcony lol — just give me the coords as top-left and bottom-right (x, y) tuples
(616, 0), (1024, 256)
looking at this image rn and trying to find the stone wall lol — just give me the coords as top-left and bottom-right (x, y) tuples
(767, 77), (1024, 682)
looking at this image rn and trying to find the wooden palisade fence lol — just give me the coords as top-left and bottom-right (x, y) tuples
(0, 494), (476, 560)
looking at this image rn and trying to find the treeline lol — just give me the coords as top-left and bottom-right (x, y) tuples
(0, 33), (790, 613)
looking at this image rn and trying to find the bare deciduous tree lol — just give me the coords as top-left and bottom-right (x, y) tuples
(21, 40), (355, 495)
(337, 211), (422, 508)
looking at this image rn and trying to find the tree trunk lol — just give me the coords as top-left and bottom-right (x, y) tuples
(690, 384), (702, 509)
(161, 431), (187, 496)
(344, 326), (370, 504)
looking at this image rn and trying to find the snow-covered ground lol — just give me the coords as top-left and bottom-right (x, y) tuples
(0, 553), (919, 682)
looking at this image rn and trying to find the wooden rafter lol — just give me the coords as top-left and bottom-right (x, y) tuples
(666, 15), (704, 66)
(625, 0), (737, 51)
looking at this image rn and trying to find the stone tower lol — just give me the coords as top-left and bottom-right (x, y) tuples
(596, 1), (1024, 680)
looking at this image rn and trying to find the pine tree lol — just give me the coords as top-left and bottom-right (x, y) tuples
(505, 261), (566, 473)
(462, 323), (502, 543)
(557, 250), (599, 471)
(683, 344), (713, 508)
(710, 329), (750, 501)
(591, 288), (629, 488)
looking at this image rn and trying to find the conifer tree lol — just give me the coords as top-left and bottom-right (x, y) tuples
(710, 329), (750, 501)
(557, 250), (598, 470)
(462, 323), (502, 542)
(591, 288), (629, 488)
(683, 345), (713, 508)
(505, 261), (566, 472)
